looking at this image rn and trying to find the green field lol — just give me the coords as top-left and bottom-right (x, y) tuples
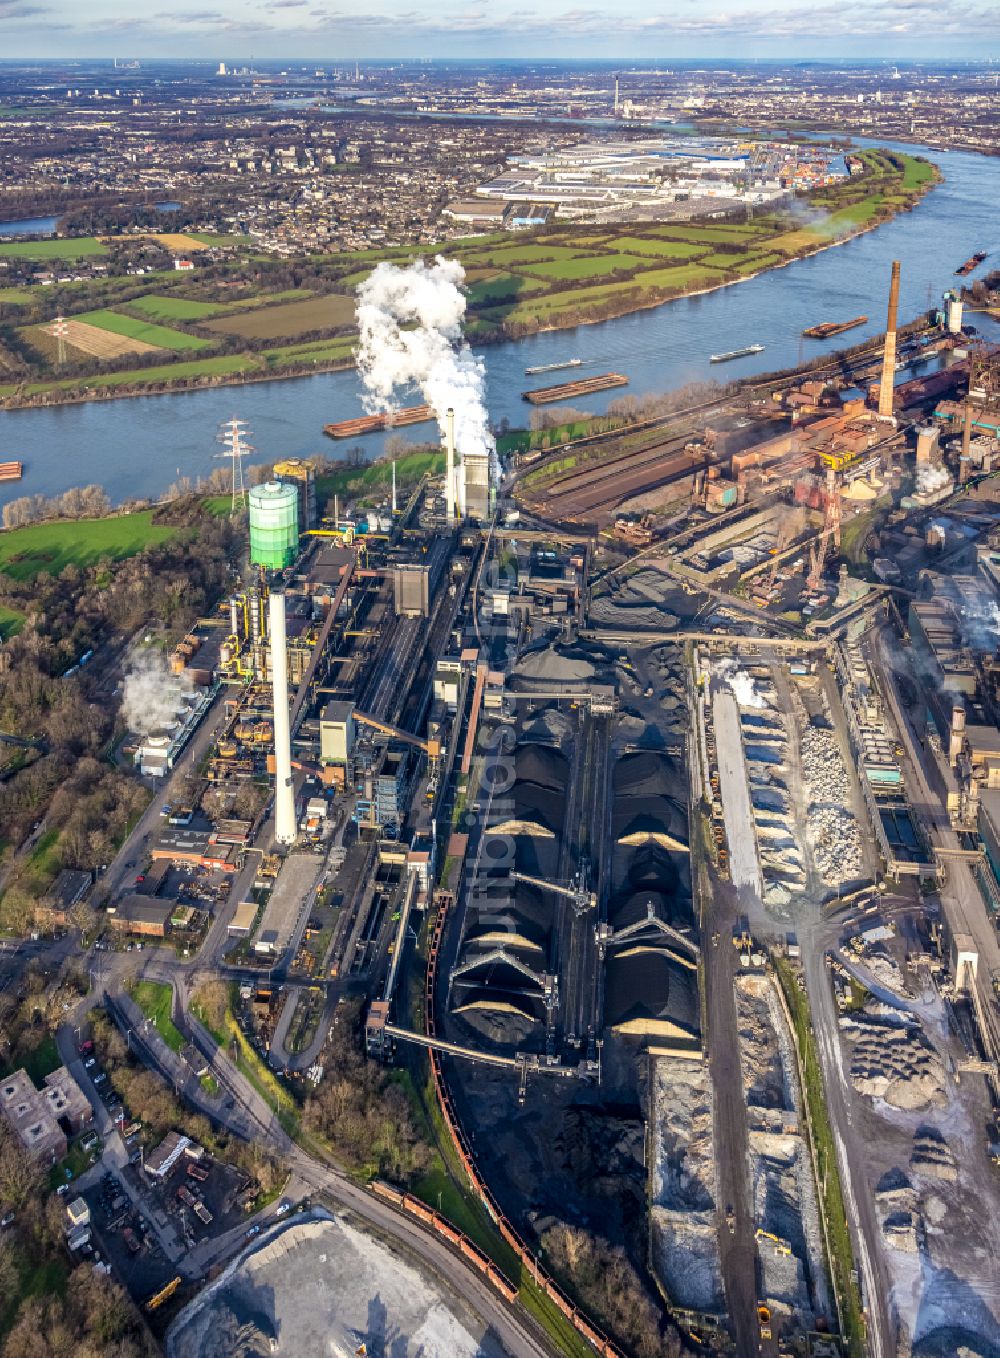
(0, 236), (106, 259)
(187, 232), (250, 247)
(0, 149), (936, 404)
(126, 293), (232, 321)
(131, 981), (185, 1053)
(0, 604), (24, 638)
(0, 511), (176, 580)
(263, 336), (357, 368)
(7, 352), (263, 399)
(602, 234), (707, 258)
(73, 308), (210, 351)
(315, 449), (445, 501)
(215, 288), (313, 311)
(520, 252), (650, 281)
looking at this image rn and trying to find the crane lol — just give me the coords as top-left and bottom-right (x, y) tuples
(765, 512), (796, 591)
(511, 867), (596, 914)
(806, 469), (841, 591)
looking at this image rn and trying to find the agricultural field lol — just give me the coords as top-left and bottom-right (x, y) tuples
(109, 231), (212, 253)
(127, 293), (233, 321)
(0, 236), (107, 259)
(27, 316), (161, 361)
(70, 308), (210, 351)
(0, 148), (936, 407)
(520, 253), (651, 281)
(203, 293), (355, 340)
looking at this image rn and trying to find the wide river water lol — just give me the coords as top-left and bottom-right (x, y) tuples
(1, 135), (998, 509)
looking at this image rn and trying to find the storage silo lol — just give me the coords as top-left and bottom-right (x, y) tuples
(249, 482), (299, 569)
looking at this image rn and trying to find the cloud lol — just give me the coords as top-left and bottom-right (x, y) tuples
(7, 0), (999, 49)
(0, 0), (50, 16)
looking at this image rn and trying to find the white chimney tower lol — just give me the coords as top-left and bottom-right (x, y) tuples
(445, 407), (456, 522)
(269, 590), (296, 845)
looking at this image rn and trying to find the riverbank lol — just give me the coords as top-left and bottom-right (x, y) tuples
(0, 149), (938, 413)
(2, 133), (990, 513)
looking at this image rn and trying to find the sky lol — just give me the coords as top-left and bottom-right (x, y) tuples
(2, 0), (998, 60)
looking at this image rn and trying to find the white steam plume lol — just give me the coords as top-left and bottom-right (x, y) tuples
(713, 658), (766, 710)
(123, 650), (193, 737)
(355, 256), (494, 466)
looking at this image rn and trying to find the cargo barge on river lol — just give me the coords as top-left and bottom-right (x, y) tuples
(323, 404), (434, 440)
(522, 372), (628, 405)
(802, 315), (868, 339)
(956, 251), (987, 276)
(0, 461), (23, 482)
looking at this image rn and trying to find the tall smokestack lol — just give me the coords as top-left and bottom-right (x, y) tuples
(391, 459), (397, 516)
(269, 590), (296, 846)
(445, 407), (456, 522)
(614, 76), (620, 115)
(878, 259), (901, 420)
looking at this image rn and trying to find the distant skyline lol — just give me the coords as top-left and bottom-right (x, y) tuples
(2, 0), (997, 61)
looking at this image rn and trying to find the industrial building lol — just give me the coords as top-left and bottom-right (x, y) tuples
(393, 564), (430, 618)
(273, 457), (318, 530)
(320, 699), (356, 766)
(108, 895), (175, 937)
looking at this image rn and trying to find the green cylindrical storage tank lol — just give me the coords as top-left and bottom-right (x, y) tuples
(249, 481), (299, 569)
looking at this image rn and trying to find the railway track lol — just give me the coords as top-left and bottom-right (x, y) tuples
(511, 319), (938, 514)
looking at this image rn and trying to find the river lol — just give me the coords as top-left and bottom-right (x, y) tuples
(0, 136), (997, 510)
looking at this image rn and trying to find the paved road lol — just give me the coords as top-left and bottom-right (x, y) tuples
(177, 1007), (559, 1358)
(871, 627), (1000, 1033)
(700, 862), (762, 1358)
(797, 924), (891, 1358)
(99, 687), (231, 907)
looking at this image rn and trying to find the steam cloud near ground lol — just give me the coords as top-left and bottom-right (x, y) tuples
(713, 658), (766, 709)
(122, 650), (192, 736)
(355, 256), (494, 467)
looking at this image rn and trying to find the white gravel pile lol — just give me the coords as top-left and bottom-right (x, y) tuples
(799, 723), (864, 883)
(167, 1212), (505, 1358)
